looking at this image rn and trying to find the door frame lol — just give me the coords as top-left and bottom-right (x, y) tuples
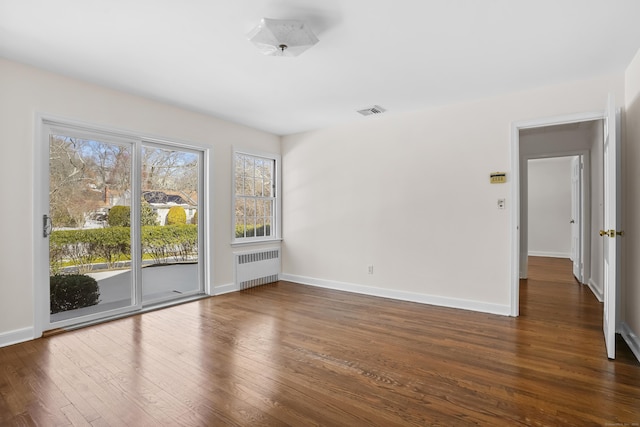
(33, 113), (213, 338)
(519, 152), (590, 282)
(510, 111), (604, 316)
(570, 155), (583, 283)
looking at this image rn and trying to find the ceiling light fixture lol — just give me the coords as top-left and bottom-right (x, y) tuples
(248, 18), (319, 57)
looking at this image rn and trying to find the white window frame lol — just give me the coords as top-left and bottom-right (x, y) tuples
(232, 148), (281, 245)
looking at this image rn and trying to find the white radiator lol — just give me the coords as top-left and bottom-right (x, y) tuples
(234, 248), (280, 290)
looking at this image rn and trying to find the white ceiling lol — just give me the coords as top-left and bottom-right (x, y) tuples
(1, 0), (640, 136)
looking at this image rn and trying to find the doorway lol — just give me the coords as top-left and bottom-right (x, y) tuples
(526, 155), (581, 271)
(511, 98), (622, 360)
(509, 112), (605, 317)
(35, 116), (209, 333)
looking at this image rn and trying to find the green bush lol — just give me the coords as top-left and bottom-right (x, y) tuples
(50, 274), (100, 314)
(108, 205), (130, 227)
(191, 211), (198, 225)
(107, 201), (157, 227)
(166, 206), (186, 225)
(235, 224), (270, 238)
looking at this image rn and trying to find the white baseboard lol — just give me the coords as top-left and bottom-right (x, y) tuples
(0, 327), (34, 348)
(621, 322), (640, 363)
(280, 274), (511, 317)
(527, 251), (571, 259)
(212, 282), (239, 296)
(587, 278), (604, 302)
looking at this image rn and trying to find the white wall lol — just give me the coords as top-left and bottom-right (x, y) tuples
(0, 59), (280, 345)
(281, 74), (624, 316)
(623, 47), (640, 360)
(527, 157), (573, 258)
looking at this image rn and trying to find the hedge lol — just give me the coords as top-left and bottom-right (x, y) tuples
(50, 225), (198, 272)
(235, 224), (271, 238)
(141, 224), (197, 263)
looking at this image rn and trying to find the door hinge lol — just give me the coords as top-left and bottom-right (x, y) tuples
(600, 229), (624, 238)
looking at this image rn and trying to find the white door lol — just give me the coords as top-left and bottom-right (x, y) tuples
(602, 94), (621, 360)
(570, 156), (582, 282)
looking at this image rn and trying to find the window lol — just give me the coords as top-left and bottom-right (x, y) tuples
(233, 150), (280, 242)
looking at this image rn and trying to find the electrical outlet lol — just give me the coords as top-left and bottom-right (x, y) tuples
(497, 198), (506, 209)
(368, 265), (374, 275)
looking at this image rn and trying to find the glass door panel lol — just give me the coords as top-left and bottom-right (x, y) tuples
(141, 144), (202, 304)
(48, 134), (135, 324)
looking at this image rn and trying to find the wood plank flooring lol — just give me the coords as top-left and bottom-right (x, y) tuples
(1, 257), (639, 426)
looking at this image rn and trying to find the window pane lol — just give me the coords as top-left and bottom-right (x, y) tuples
(264, 199), (272, 218)
(256, 172), (264, 197)
(263, 159), (273, 197)
(235, 197), (245, 214)
(256, 218), (265, 237)
(244, 156), (254, 180)
(235, 197), (246, 238)
(235, 154), (245, 196)
(141, 144), (201, 304)
(49, 135), (134, 322)
(248, 198), (256, 218)
(264, 217), (272, 237)
(263, 177), (272, 197)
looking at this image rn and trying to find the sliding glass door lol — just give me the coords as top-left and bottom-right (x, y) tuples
(48, 131), (138, 325)
(41, 120), (204, 329)
(141, 143), (202, 304)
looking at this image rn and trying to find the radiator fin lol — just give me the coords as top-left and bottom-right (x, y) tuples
(238, 249), (279, 264)
(235, 248), (280, 290)
(240, 274), (279, 290)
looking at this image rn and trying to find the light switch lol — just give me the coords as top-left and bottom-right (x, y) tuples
(497, 198), (506, 209)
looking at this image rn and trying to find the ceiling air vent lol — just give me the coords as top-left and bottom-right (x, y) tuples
(357, 105), (386, 116)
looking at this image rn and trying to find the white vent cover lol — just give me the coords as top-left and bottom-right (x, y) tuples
(357, 105), (386, 116)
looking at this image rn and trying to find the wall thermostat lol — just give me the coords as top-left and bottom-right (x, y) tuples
(490, 172), (507, 184)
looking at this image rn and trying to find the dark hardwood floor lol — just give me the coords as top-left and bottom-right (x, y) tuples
(1, 257), (639, 426)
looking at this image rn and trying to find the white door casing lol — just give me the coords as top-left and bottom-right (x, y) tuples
(571, 156), (582, 282)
